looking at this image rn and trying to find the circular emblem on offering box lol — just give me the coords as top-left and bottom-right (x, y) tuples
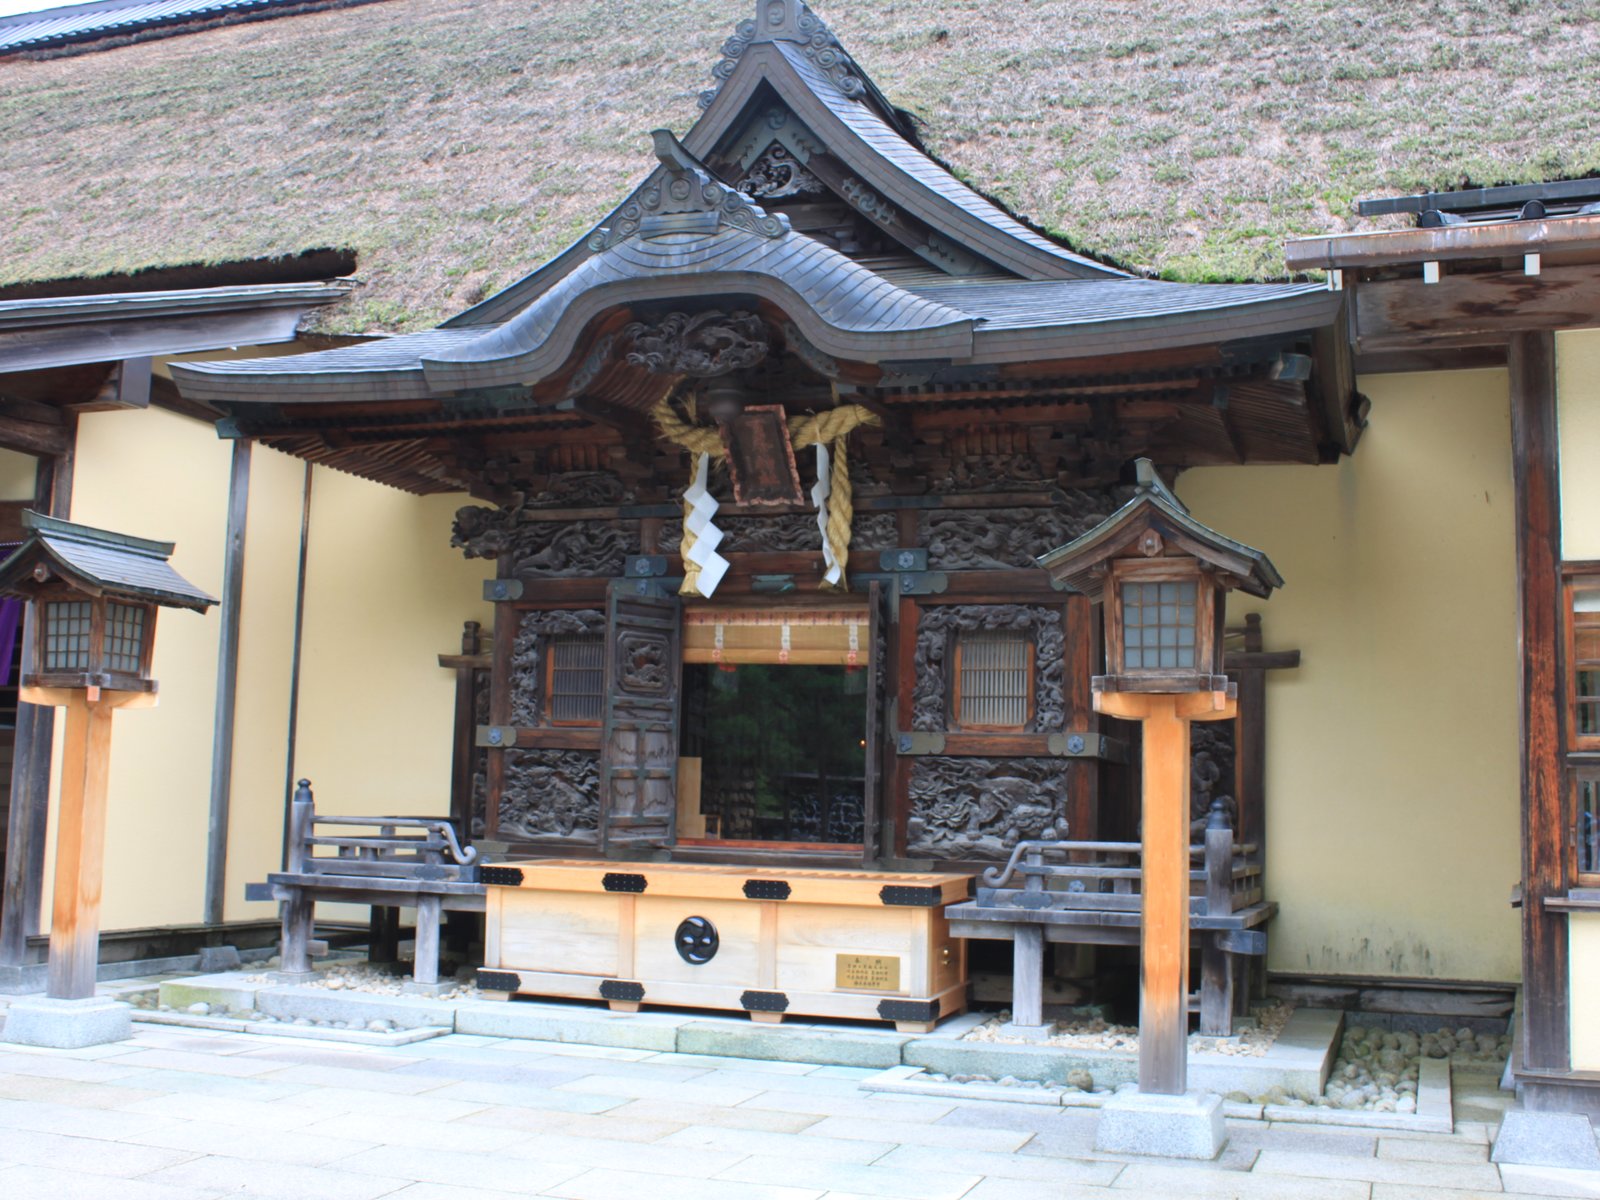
(675, 916), (719, 964)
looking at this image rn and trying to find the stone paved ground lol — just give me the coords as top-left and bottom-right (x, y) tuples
(0, 1024), (1596, 1200)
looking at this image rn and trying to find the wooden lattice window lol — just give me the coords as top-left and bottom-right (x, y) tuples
(1121, 578), (1198, 671)
(1570, 577), (1600, 751)
(953, 630), (1033, 730)
(1576, 768), (1600, 880)
(546, 635), (604, 725)
(44, 601), (91, 671)
(105, 602), (147, 674)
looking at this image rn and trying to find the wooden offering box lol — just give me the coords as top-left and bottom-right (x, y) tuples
(480, 860), (971, 1031)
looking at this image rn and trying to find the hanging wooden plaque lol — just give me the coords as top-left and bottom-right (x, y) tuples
(720, 405), (805, 506)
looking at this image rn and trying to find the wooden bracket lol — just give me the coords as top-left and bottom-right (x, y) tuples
(894, 571), (948, 596)
(1046, 732), (1128, 762)
(895, 730), (946, 756)
(1215, 929), (1267, 956)
(483, 579), (524, 602)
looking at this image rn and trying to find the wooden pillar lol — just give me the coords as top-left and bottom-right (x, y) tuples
(1096, 688), (1236, 1095)
(1063, 595), (1099, 845)
(0, 447), (72, 967)
(204, 439), (251, 926)
(412, 894), (442, 986)
(39, 689), (150, 1000)
(1011, 922), (1046, 1029)
(1510, 330), (1569, 1073)
(444, 620), (483, 839)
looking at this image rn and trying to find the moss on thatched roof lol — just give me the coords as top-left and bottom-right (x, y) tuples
(3, 0), (1596, 335)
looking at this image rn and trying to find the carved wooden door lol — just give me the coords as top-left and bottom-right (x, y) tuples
(862, 580), (886, 866)
(598, 584), (682, 851)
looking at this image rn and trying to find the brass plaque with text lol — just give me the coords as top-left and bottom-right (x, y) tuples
(835, 953), (901, 992)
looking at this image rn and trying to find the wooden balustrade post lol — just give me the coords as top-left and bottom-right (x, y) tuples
(1200, 798), (1236, 1036)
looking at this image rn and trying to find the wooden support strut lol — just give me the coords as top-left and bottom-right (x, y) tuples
(1093, 688), (1237, 1096)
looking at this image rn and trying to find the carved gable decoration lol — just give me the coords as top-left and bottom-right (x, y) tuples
(589, 130), (789, 252)
(700, 1), (868, 110)
(624, 310), (769, 378)
(739, 143), (826, 200)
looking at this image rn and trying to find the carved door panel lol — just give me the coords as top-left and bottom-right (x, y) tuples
(862, 580), (886, 866)
(599, 584), (682, 850)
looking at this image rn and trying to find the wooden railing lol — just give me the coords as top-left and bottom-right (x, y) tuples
(286, 782), (477, 881)
(978, 800), (1261, 917)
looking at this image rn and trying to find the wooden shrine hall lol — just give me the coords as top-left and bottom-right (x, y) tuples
(172, 1), (1353, 1029)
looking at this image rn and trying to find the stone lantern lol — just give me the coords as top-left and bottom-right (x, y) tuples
(1039, 459), (1280, 1158)
(0, 511), (214, 1047)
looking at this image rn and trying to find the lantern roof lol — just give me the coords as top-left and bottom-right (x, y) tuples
(1037, 459), (1283, 601)
(0, 511), (216, 611)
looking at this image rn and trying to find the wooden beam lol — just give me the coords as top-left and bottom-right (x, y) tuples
(1509, 331), (1568, 1074)
(1357, 265), (1600, 349)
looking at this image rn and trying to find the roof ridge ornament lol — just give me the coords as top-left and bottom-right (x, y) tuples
(587, 130), (790, 252)
(698, 1), (866, 110)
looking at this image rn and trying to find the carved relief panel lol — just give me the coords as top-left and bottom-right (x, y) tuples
(906, 757), (1072, 860)
(599, 589), (682, 847)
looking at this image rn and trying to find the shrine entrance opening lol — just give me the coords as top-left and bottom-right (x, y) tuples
(674, 604), (877, 852)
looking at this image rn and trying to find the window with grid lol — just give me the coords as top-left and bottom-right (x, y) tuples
(1577, 769), (1600, 878)
(955, 631), (1033, 729)
(1572, 580), (1600, 747)
(105, 602), (146, 674)
(1121, 579), (1197, 671)
(547, 636), (604, 724)
(44, 601), (91, 670)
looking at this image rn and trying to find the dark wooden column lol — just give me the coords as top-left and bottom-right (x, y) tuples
(440, 620), (485, 837)
(0, 440), (73, 967)
(1063, 594), (1098, 843)
(1509, 331), (1569, 1073)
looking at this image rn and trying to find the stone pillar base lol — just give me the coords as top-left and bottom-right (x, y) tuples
(1, 996), (133, 1048)
(1492, 1110), (1600, 1169)
(1094, 1088), (1226, 1160)
(996, 1021), (1053, 1043)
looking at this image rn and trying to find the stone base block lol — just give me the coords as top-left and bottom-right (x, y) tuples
(196, 945), (241, 972)
(401, 980), (454, 998)
(1, 996), (133, 1048)
(1095, 1088), (1227, 1160)
(1491, 1110), (1600, 1169)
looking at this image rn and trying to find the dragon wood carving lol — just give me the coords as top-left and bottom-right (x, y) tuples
(907, 757), (1071, 860)
(500, 749), (601, 842)
(624, 310), (769, 379)
(924, 492), (1133, 570)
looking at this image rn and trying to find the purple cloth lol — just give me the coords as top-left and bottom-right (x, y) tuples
(0, 598), (21, 687)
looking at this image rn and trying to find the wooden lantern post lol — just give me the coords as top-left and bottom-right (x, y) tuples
(0, 512), (215, 1025)
(1039, 460), (1281, 1097)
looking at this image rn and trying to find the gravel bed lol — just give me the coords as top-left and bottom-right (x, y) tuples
(964, 999), (1293, 1058)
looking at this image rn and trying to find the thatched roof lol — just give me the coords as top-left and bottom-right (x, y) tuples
(3, 0), (1596, 335)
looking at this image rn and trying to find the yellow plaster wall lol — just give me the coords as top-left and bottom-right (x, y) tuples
(0, 448), (37, 500)
(273, 465), (491, 860)
(1558, 328), (1600, 561)
(1178, 367), (1521, 983)
(39, 405), (488, 932)
(1571, 914), (1600, 1070)
(51, 405), (229, 930)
